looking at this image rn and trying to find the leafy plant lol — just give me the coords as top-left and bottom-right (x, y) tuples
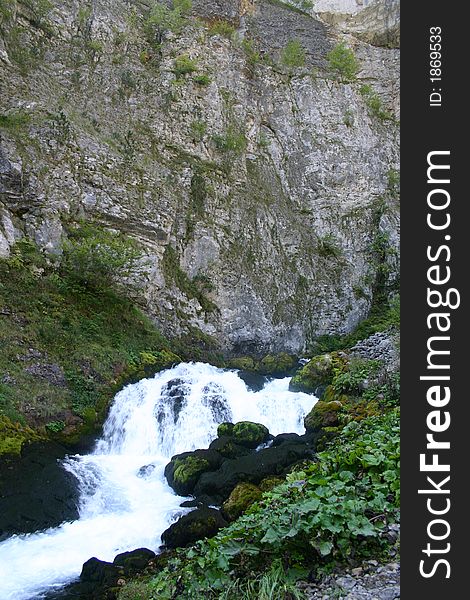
(208, 20), (236, 38)
(387, 168), (400, 197)
(144, 0), (192, 46)
(359, 85), (393, 121)
(241, 38), (261, 68)
(213, 125), (247, 155)
(190, 120), (207, 141)
(131, 410), (399, 599)
(173, 54), (198, 77)
(281, 39), (306, 69)
(61, 223), (144, 293)
(193, 73), (211, 86)
(327, 43), (359, 82)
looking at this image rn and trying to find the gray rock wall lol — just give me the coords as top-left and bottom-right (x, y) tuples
(0, 0), (399, 355)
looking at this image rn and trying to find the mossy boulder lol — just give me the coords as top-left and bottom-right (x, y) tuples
(227, 353), (296, 375)
(227, 356), (256, 371)
(289, 351), (348, 393)
(304, 400), (343, 433)
(194, 442), (315, 502)
(161, 507), (228, 549)
(164, 449), (222, 496)
(257, 352), (296, 375)
(222, 482), (262, 521)
(113, 548), (156, 573)
(217, 422), (234, 437)
(232, 421), (270, 448)
(209, 435), (251, 459)
(259, 476), (284, 492)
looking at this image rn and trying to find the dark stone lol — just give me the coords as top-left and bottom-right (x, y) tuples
(194, 442), (316, 503)
(246, 0), (331, 69)
(164, 449), (223, 496)
(0, 441), (81, 541)
(24, 363), (67, 387)
(137, 463), (156, 478)
(161, 507), (228, 549)
(113, 547), (156, 572)
(209, 435), (251, 458)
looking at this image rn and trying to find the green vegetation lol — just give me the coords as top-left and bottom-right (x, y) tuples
(327, 43), (359, 82)
(241, 38), (261, 67)
(193, 73), (211, 86)
(309, 294), (399, 355)
(144, 0), (192, 47)
(190, 120), (208, 142)
(269, 0), (313, 15)
(207, 20), (236, 38)
(360, 85), (393, 121)
(0, 110), (31, 132)
(387, 168), (400, 198)
(0, 236), (181, 448)
(172, 54), (198, 77)
(119, 409), (399, 599)
(316, 233), (343, 259)
(61, 223), (144, 293)
(213, 125), (247, 155)
(280, 39), (306, 69)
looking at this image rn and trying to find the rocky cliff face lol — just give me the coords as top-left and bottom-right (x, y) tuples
(0, 0), (399, 356)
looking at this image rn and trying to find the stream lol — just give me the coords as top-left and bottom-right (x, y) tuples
(0, 362), (317, 599)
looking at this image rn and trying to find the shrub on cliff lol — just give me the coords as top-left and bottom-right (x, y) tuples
(327, 42), (359, 82)
(62, 223), (144, 293)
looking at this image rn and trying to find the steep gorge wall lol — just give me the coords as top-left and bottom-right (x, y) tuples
(0, 0), (399, 355)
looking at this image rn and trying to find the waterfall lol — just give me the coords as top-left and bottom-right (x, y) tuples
(0, 362), (316, 600)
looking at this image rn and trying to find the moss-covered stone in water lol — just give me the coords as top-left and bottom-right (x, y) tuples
(173, 456), (210, 491)
(304, 400), (343, 433)
(232, 421), (269, 448)
(222, 482), (262, 521)
(227, 356), (256, 371)
(289, 351), (348, 393)
(257, 352), (296, 375)
(217, 422), (234, 438)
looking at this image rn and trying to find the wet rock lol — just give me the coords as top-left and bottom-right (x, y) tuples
(231, 421), (270, 448)
(222, 482), (262, 521)
(164, 449), (223, 496)
(113, 547), (156, 573)
(0, 441), (80, 541)
(209, 435), (251, 459)
(161, 507), (228, 549)
(304, 400), (343, 433)
(194, 441), (315, 502)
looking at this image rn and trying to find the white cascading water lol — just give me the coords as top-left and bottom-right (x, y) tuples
(0, 362), (317, 600)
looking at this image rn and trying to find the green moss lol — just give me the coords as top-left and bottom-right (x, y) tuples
(289, 351), (348, 393)
(222, 482), (262, 521)
(0, 415), (42, 456)
(232, 421), (269, 448)
(259, 476), (284, 492)
(304, 400), (343, 432)
(0, 238), (183, 433)
(217, 422), (234, 437)
(173, 456), (210, 487)
(227, 356), (256, 371)
(258, 353), (296, 375)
